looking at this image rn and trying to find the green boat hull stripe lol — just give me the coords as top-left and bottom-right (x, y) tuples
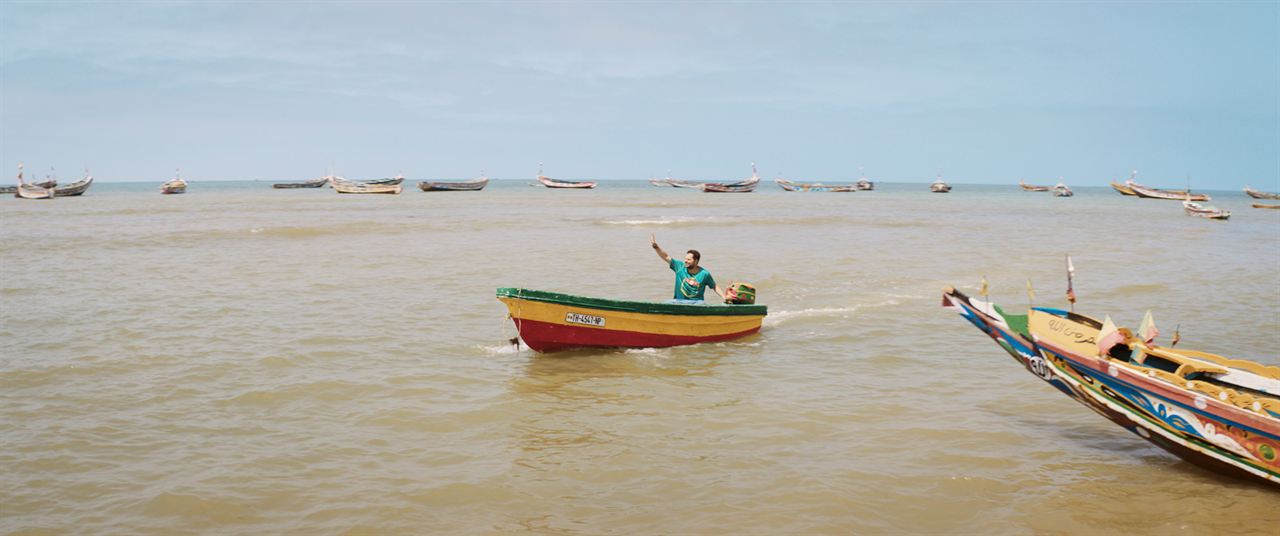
(497, 288), (767, 316)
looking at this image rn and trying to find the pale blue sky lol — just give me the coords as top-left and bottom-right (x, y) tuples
(1, 1), (1276, 188)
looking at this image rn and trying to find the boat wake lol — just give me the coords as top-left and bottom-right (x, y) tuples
(597, 217), (719, 226)
(476, 343), (524, 356)
(765, 300), (898, 327)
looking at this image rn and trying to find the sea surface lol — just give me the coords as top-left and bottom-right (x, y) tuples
(2, 179), (1278, 534)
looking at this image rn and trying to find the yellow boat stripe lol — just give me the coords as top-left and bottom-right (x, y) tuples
(500, 297), (763, 337)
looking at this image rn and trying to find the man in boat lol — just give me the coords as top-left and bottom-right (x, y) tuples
(651, 234), (724, 304)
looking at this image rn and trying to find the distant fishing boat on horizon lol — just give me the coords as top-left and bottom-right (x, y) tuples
(13, 163), (54, 199)
(273, 175), (330, 189)
(1244, 186), (1280, 200)
(160, 169), (187, 194)
(1019, 179), (1051, 192)
(1124, 171), (1209, 201)
(53, 169), (93, 197)
(419, 173), (489, 191)
(536, 164), (597, 189)
(331, 175), (402, 194)
(930, 174), (951, 193)
(702, 164), (761, 193)
(775, 177), (857, 192)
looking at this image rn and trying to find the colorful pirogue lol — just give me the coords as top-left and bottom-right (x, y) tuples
(702, 164), (761, 193)
(942, 286), (1279, 487)
(497, 288), (766, 352)
(775, 177), (857, 192)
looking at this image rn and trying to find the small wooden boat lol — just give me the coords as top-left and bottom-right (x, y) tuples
(497, 287), (767, 352)
(160, 170), (187, 194)
(537, 175), (597, 189)
(365, 174), (405, 186)
(16, 183), (53, 199)
(533, 164), (595, 189)
(1127, 178), (1209, 201)
(1051, 182), (1073, 197)
(273, 176), (330, 189)
(648, 177), (672, 187)
(1244, 186), (1280, 200)
(419, 175), (489, 191)
(1111, 182), (1137, 196)
(331, 176), (402, 194)
(942, 286), (1279, 488)
(1019, 180), (1051, 192)
(775, 178), (856, 192)
(1252, 203), (1280, 209)
(1183, 200), (1230, 220)
(13, 164), (53, 199)
(702, 165), (761, 193)
(930, 174), (951, 193)
(53, 170), (93, 197)
(669, 179), (704, 189)
(855, 172), (874, 191)
(704, 176), (759, 193)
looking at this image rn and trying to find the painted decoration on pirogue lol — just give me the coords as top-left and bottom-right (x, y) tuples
(497, 288), (767, 352)
(942, 286), (1280, 488)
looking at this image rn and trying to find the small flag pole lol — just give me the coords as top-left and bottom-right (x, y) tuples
(1065, 254), (1076, 313)
(1026, 278), (1035, 310)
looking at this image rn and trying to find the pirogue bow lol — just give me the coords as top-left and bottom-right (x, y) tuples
(942, 286), (1279, 487)
(497, 288), (766, 352)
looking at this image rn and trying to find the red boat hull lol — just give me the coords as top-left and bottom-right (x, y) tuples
(511, 318), (760, 352)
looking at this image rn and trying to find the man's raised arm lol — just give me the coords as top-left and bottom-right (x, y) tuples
(650, 233), (670, 263)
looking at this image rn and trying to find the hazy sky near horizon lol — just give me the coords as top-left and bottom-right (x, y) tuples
(1, 1), (1276, 187)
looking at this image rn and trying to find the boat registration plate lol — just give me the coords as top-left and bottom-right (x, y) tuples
(566, 312), (605, 327)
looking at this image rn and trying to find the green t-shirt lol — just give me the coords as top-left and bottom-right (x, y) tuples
(670, 258), (716, 300)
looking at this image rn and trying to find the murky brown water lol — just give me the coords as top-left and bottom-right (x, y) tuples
(2, 181), (1277, 534)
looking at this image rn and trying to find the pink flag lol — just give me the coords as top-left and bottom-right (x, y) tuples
(1096, 315), (1123, 356)
(1138, 310), (1159, 344)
